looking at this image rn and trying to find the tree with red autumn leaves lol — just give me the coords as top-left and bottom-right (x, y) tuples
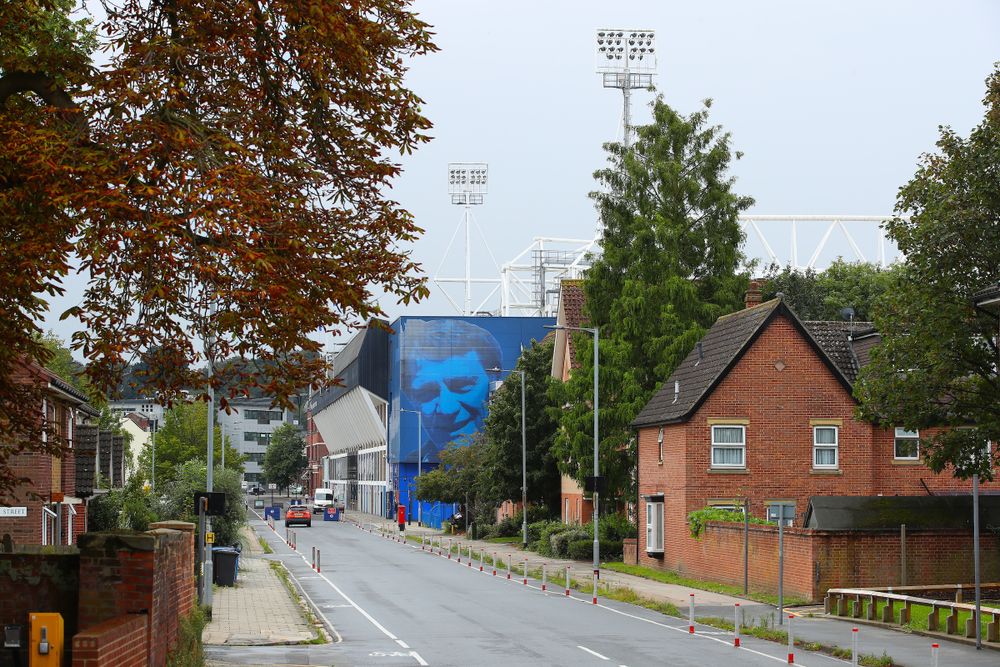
(0, 0), (436, 497)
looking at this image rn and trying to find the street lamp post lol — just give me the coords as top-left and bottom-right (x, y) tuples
(546, 324), (600, 573)
(489, 367), (528, 549)
(401, 409), (422, 526)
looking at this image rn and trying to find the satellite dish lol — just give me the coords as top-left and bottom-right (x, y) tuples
(840, 307), (856, 321)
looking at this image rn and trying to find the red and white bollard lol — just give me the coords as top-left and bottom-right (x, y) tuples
(456, 541), (461, 563)
(931, 643), (939, 667)
(448, 539), (453, 559)
(506, 554), (511, 580)
(592, 570), (598, 605)
(492, 552), (498, 576)
(541, 563), (547, 592)
(479, 548), (485, 572)
(689, 594), (695, 634)
(851, 627), (858, 667)
(734, 603), (741, 647)
(421, 535), (425, 551)
(565, 566), (571, 596)
(523, 559), (528, 585)
(787, 614), (794, 664)
(467, 545), (473, 567)
(316, 549), (321, 574)
(311, 546), (316, 570)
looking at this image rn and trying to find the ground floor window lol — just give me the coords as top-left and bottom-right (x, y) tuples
(766, 502), (795, 527)
(645, 500), (664, 553)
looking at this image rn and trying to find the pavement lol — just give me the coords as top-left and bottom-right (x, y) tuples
(202, 524), (321, 647)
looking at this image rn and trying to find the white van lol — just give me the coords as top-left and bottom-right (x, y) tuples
(313, 488), (334, 514)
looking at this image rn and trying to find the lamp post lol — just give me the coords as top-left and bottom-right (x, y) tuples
(489, 367), (527, 549)
(400, 409), (422, 526)
(546, 324), (600, 572)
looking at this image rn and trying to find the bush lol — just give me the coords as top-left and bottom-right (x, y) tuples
(512, 505), (552, 527)
(161, 462), (246, 546)
(687, 507), (768, 538)
(567, 538), (592, 561)
(493, 516), (520, 538)
(600, 539), (623, 560)
(551, 527), (589, 558)
(526, 519), (557, 545)
(599, 513), (636, 541)
(87, 476), (159, 532)
(535, 521), (569, 556)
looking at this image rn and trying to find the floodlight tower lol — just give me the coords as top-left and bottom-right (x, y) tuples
(446, 162), (489, 315)
(595, 29), (657, 148)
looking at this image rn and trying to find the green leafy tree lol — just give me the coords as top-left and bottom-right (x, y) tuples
(856, 66), (1000, 479)
(161, 461), (246, 546)
(136, 401), (241, 486)
(416, 436), (494, 527)
(88, 475), (160, 532)
(761, 260), (901, 322)
(262, 424), (306, 492)
(481, 339), (560, 515)
(554, 97), (753, 504)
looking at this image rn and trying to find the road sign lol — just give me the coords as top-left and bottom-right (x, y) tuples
(206, 532), (215, 544)
(193, 491), (226, 516)
(584, 476), (607, 494)
(268, 483), (277, 490)
(0, 507), (27, 518)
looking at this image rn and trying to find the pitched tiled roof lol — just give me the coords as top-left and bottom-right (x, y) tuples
(850, 330), (880, 369)
(632, 299), (867, 428)
(559, 280), (586, 368)
(632, 300), (780, 427)
(972, 282), (1000, 305)
(801, 321), (872, 383)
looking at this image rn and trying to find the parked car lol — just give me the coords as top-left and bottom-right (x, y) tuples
(249, 485), (263, 496)
(285, 504), (311, 527)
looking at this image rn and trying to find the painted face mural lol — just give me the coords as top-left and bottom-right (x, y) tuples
(401, 320), (502, 460)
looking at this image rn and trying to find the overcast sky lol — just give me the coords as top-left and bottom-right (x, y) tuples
(45, 0), (1000, 354)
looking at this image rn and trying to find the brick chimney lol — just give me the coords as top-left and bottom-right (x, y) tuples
(745, 280), (762, 309)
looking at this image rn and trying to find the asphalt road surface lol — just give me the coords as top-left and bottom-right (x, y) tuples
(211, 513), (862, 667)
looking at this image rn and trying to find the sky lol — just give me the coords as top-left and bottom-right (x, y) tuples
(44, 0), (1000, 355)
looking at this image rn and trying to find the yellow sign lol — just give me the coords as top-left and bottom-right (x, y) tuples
(206, 532), (215, 544)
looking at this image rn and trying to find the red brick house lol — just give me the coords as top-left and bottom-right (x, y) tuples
(1, 361), (99, 546)
(631, 293), (998, 597)
(549, 280), (593, 525)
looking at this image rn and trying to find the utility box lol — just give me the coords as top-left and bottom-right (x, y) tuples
(28, 612), (63, 667)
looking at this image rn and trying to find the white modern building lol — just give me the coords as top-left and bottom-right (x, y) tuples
(217, 396), (295, 485)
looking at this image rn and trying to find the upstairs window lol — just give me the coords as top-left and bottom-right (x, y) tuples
(813, 426), (838, 468)
(894, 428), (919, 460)
(711, 425), (745, 468)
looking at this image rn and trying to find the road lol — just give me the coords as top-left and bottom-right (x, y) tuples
(210, 512), (851, 667)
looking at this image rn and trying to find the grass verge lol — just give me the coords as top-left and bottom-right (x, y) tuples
(257, 536), (273, 554)
(268, 561), (328, 644)
(603, 561), (811, 607)
(166, 605), (207, 667)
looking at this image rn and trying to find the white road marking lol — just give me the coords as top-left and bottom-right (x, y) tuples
(396, 639), (410, 648)
(577, 645), (610, 660)
(410, 650), (429, 665)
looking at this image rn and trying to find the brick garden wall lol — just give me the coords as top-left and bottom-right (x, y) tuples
(639, 520), (1000, 601)
(71, 614), (148, 667)
(77, 522), (195, 667)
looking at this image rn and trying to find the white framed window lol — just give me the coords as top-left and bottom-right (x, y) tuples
(711, 425), (745, 468)
(645, 500), (664, 553)
(766, 503), (795, 527)
(813, 426), (838, 468)
(894, 428), (919, 460)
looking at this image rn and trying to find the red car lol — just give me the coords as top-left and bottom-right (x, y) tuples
(285, 504), (312, 527)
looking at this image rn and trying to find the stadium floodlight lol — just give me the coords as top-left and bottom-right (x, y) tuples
(448, 162), (488, 205)
(595, 28), (656, 148)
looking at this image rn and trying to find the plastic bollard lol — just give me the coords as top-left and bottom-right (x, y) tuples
(689, 594), (695, 634)
(787, 614), (794, 664)
(565, 566), (571, 596)
(542, 563), (547, 592)
(467, 545), (472, 567)
(851, 627), (858, 667)
(457, 542), (461, 563)
(931, 643), (939, 667)
(734, 603), (741, 647)
(316, 549), (321, 574)
(312, 546), (316, 570)
(480, 548), (484, 572)
(448, 539), (453, 559)
(592, 570), (598, 605)
(523, 560), (528, 585)
(493, 552), (498, 576)
(506, 555), (511, 580)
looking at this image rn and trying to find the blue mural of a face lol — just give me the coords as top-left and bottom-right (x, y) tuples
(401, 320), (502, 459)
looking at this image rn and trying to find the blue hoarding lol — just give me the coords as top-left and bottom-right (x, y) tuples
(389, 316), (554, 465)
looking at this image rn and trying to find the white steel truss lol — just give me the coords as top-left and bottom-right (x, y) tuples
(432, 215), (905, 318)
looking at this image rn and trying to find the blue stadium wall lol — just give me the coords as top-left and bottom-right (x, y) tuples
(387, 316), (554, 527)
